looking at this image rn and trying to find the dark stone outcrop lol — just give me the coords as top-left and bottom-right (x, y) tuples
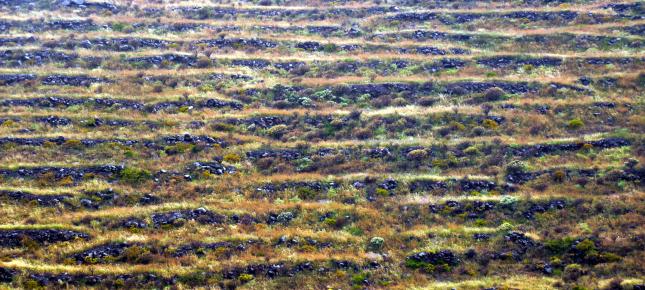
(406, 250), (460, 266)
(0, 229), (89, 247)
(0, 190), (70, 206)
(151, 208), (226, 227)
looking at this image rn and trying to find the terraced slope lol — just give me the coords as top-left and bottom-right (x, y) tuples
(0, 0), (643, 289)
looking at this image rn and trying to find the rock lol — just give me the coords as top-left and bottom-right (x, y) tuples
(364, 148), (390, 158)
(139, 194), (159, 205)
(406, 250), (460, 267)
(0, 164), (124, 182)
(511, 138), (630, 157)
(473, 200), (496, 212)
(48, 37), (170, 51)
(266, 211), (295, 225)
(232, 59), (270, 69)
(460, 179), (497, 192)
(306, 25), (340, 36)
(0, 37), (37, 46)
(473, 233), (491, 241)
(415, 46), (446, 55)
(504, 231), (536, 249)
(74, 242), (131, 263)
(194, 38), (277, 50)
(128, 54), (196, 67)
(151, 208), (226, 227)
(121, 218), (148, 229)
(36, 115), (71, 126)
(523, 200), (566, 219)
(579, 76), (592, 86)
(477, 56), (562, 68)
(4, 94), (242, 114)
(0, 190), (70, 206)
(379, 178), (398, 190)
(0, 49), (78, 67)
(41, 74), (110, 86)
(0, 229), (89, 247)
(246, 149), (301, 160)
(0, 73), (36, 85)
(0, 267), (15, 282)
(352, 181), (365, 189)
(190, 161), (235, 175)
(409, 179), (448, 192)
(170, 241), (240, 257)
(274, 61), (306, 71)
(543, 263), (554, 274)
(443, 81), (534, 95)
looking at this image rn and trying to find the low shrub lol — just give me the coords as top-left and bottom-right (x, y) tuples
(369, 237), (385, 251)
(482, 87), (506, 101)
(223, 153), (241, 163)
(568, 118), (584, 129)
(239, 273), (254, 283)
(266, 124), (289, 138)
(482, 119), (499, 129)
(120, 167), (152, 184)
(406, 149), (428, 160)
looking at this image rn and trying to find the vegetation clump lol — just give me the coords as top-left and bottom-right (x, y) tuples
(119, 167), (152, 184)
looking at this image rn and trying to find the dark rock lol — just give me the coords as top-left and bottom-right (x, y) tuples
(543, 263), (554, 274)
(364, 148), (390, 158)
(47, 37), (169, 51)
(504, 231), (536, 249)
(274, 61), (306, 71)
(74, 242), (131, 263)
(307, 25), (340, 36)
(266, 211), (295, 225)
(523, 200), (566, 219)
(0, 229), (89, 247)
(0, 36), (37, 46)
(139, 194), (159, 205)
(473, 233), (491, 241)
(36, 115), (71, 126)
(406, 250), (460, 266)
(232, 59), (270, 69)
(163, 134), (226, 147)
(170, 241), (241, 257)
(151, 208), (226, 227)
(586, 57), (636, 65)
(0, 267), (15, 283)
(415, 46), (446, 55)
(121, 218), (148, 229)
(443, 81), (534, 95)
(473, 200), (496, 212)
(246, 149), (301, 160)
(0, 164), (124, 181)
(535, 105), (550, 114)
(579, 76), (592, 86)
(194, 38), (276, 50)
(511, 138), (630, 157)
(0, 49), (78, 67)
(477, 56), (562, 68)
(128, 54), (196, 67)
(189, 161), (236, 175)
(379, 178), (398, 190)
(460, 179), (497, 192)
(0, 190), (70, 206)
(41, 75), (110, 86)
(409, 179), (448, 192)
(0, 73), (36, 85)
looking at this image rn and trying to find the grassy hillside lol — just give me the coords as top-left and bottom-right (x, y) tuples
(0, 0), (643, 289)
